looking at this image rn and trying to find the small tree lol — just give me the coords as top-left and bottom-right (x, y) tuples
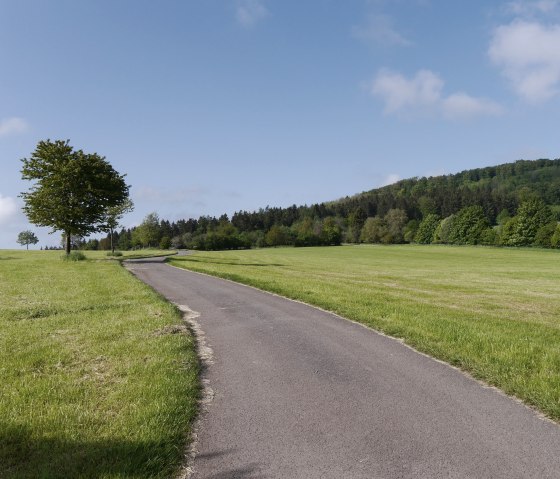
(20, 140), (130, 255)
(265, 224), (291, 247)
(135, 212), (161, 248)
(102, 198), (134, 253)
(448, 206), (489, 245)
(384, 208), (408, 244)
(502, 199), (553, 246)
(360, 217), (387, 244)
(159, 236), (171, 249)
(347, 207), (368, 243)
(17, 230), (39, 250)
(320, 217), (342, 246)
(432, 215), (456, 244)
(414, 214), (440, 244)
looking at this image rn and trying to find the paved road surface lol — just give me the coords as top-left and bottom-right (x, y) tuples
(125, 256), (560, 479)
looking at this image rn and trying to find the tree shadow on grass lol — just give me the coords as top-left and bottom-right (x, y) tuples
(174, 257), (285, 267)
(0, 423), (184, 478)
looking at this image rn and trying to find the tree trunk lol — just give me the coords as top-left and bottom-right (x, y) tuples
(26, 243), (29, 250)
(65, 232), (71, 255)
(110, 227), (114, 253)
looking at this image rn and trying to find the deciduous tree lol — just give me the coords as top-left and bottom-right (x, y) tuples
(414, 214), (440, 244)
(17, 230), (38, 250)
(103, 198), (134, 253)
(20, 140), (129, 255)
(135, 212), (161, 248)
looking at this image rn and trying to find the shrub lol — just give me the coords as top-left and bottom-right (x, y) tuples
(62, 251), (86, 261)
(414, 214), (440, 244)
(448, 206), (490, 245)
(404, 219), (420, 243)
(432, 215), (456, 244)
(503, 199), (553, 246)
(550, 224), (560, 248)
(534, 222), (557, 248)
(480, 227), (499, 246)
(159, 236), (171, 250)
(106, 251), (123, 257)
(360, 217), (387, 244)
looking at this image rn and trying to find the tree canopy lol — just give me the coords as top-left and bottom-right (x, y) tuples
(17, 230), (39, 250)
(20, 139), (130, 254)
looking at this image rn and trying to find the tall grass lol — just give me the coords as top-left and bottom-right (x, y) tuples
(169, 245), (560, 422)
(0, 250), (198, 478)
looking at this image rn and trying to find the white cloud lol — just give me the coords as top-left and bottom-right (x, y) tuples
(380, 174), (401, 187)
(352, 14), (411, 47)
(371, 69), (443, 114)
(0, 194), (18, 225)
(236, 0), (268, 27)
(489, 20), (560, 102)
(442, 92), (503, 119)
(370, 69), (502, 119)
(0, 117), (28, 137)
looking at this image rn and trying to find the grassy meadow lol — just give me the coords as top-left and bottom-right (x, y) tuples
(169, 245), (560, 422)
(0, 249), (198, 478)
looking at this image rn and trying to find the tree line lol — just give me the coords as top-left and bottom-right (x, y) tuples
(90, 158), (558, 251)
(19, 142), (560, 252)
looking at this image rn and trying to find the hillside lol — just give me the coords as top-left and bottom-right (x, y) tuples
(98, 158), (560, 251)
(327, 158), (560, 222)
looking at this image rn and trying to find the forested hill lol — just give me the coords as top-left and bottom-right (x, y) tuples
(87, 158), (560, 252)
(327, 158), (560, 222)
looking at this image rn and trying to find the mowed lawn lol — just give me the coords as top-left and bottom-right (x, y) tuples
(170, 245), (560, 422)
(0, 250), (198, 478)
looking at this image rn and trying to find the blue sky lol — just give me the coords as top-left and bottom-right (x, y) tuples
(2, 0), (560, 248)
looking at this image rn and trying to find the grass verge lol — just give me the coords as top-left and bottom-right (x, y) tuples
(169, 245), (560, 422)
(0, 250), (198, 478)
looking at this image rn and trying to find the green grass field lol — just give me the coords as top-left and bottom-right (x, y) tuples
(0, 249), (198, 478)
(169, 245), (560, 422)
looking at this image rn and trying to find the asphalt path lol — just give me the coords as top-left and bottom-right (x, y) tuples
(125, 256), (560, 479)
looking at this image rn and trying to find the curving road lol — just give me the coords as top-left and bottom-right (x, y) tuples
(125, 256), (560, 479)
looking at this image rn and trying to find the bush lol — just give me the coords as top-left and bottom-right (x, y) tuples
(414, 214), (440, 244)
(503, 199), (553, 246)
(550, 224), (560, 248)
(447, 206), (490, 245)
(360, 217), (387, 244)
(106, 251), (123, 257)
(480, 227), (499, 246)
(432, 215), (456, 244)
(159, 236), (171, 249)
(533, 222), (557, 248)
(62, 251), (86, 261)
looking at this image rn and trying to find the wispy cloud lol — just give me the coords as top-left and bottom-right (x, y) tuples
(352, 14), (411, 47)
(489, 20), (560, 103)
(380, 173), (401, 187)
(134, 186), (208, 204)
(0, 117), (28, 137)
(235, 0), (268, 28)
(442, 92), (504, 119)
(506, 0), (560, 16)
(370, 69), (503, 119)
(0, 194), (18, 225)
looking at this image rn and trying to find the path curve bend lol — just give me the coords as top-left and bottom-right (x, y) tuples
(125, 256), (560, 479)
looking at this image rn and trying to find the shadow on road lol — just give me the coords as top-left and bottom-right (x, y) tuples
(191, 448), (263, 478)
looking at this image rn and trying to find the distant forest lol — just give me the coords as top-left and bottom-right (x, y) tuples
(75, 158), (560, 251)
